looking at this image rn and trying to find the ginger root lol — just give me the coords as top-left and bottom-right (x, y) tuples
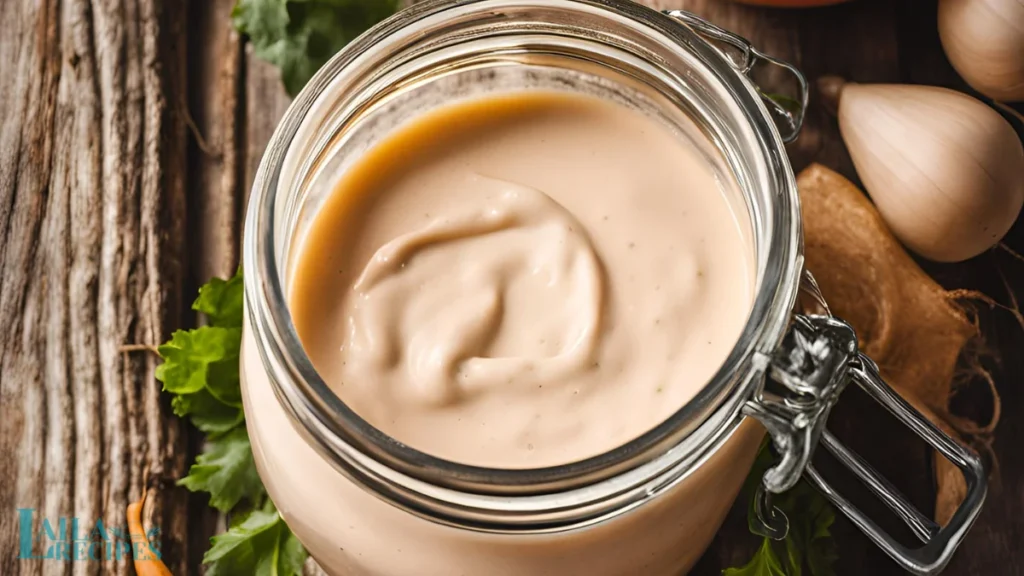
(797, 163), (996, 525)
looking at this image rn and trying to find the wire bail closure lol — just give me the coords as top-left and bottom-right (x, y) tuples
(743, 272), (987, 575)
(665, 10), (809, 143)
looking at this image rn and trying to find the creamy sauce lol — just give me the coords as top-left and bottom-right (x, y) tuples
(246, 90), (764, 576)
(289, 92), (753, 468)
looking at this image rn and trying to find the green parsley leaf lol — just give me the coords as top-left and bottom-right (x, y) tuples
(204, 500), (309, 576)
(801, 497), (838, 576)
(156, 327), (243, 406)
(783, 535), (803, 576)
(724, 538), (787, 576)
(178, 426), (264, 513)
(725, 442), (839, 576)
(194, 268), (244, 328)
(743, 439), (776, 535)
(160, 269), (309, 575)
(233, 0), (401, 96)
(771, 476), (838, 576)
(171, 389), (244, 435)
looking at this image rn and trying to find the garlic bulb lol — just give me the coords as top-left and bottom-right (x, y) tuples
(938, 0), (1024, 101)
(827, 79), (1024, 262)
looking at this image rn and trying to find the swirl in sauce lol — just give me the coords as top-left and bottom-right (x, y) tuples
(347, 177), (604, 406)
(290, 92), (753, 468)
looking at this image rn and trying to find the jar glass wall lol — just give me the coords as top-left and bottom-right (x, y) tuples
(241, 1), (802, 574)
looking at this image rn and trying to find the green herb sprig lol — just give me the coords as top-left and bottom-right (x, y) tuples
(724, 443), (838, 576)
(233, 0), (402, 96)
(157, 269), (308, 576)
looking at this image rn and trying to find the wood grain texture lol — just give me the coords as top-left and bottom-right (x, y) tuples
(243, 48), (291, 213)
(189, 0), (244, 284)
(0, 0), (189, 575)
(183, 0), (247, 569)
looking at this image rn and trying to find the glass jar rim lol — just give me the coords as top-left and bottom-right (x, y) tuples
(243, 0), (802, 518)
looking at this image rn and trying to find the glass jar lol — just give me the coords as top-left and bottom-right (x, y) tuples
(241, 1), (986, 575)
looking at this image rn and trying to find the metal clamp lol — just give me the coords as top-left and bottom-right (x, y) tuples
(744, 311), (987, 575)
(664, 10), (809, 143)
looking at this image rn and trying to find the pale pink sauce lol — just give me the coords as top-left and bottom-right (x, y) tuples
(242, 91), (762, 575)
(288, 92), (754, 467)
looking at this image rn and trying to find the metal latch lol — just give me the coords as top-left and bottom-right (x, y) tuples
(742, 280), (986, 574)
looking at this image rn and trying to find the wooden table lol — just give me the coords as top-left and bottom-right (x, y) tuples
(1, 0), (1021, 574)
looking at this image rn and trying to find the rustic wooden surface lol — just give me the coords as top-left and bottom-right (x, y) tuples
(0, 0), (192, 574)
(0, 0), (1021, 574)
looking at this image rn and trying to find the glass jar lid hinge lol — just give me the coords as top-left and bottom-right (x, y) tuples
(743, 272), (987, 575)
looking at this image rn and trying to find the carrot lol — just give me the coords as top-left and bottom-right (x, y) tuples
(127, 477), (174, 576)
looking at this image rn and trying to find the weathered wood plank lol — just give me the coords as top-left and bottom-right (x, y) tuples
(0, 3), (65, 576)
(0, 0), (189, 574)
(189, 0), (245, 284)
(185, 0), (246, 569)
(243, 49), (290, 212)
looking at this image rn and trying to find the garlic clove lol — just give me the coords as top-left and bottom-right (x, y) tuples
(938, 0), (1024, 102)
(837, 82), (1024, 262)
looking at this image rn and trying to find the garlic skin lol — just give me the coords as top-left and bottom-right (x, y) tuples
(938, 0), (1024, 102)
(837, 83), (1024, 262)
